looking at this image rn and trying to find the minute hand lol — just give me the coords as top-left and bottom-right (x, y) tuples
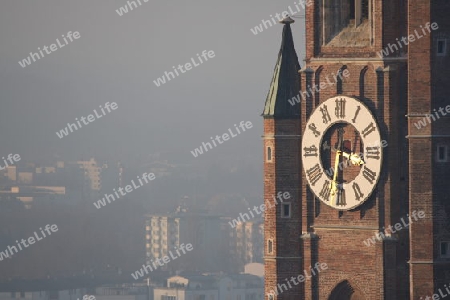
(330, 149), (341, 201)
(330, 128), (344, 203)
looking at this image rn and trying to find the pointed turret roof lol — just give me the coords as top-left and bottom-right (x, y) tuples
(262, 16), (301, 118)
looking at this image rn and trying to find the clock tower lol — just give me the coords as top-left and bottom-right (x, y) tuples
(263, 1), (450, 299)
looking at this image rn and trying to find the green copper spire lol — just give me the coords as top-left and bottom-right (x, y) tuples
(263, 16), (301, 118)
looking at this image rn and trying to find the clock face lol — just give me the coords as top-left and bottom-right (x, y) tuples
(301, 96), (383, 210)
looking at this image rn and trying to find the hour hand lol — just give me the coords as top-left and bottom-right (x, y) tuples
(342, 151), (365, 166)
(330, 147), (342, 192)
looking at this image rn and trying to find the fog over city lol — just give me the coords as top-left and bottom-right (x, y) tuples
(0, 0), (305, 297)
(0, 0), (304, 164)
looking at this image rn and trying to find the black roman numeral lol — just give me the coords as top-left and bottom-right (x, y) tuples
(362, 166), (377, 184)
(303, 145), (319, 157)
(308, 123), (321, 137)
(320, 105), (331, 124)
(352, 106), (361, 123)
(336, 188), (346, 206)
(365, 147), (380, 160)
(352, 182), (364, 201)
(362, 122), (376, 138)
(306, 164), (322, 186)
(319, 180), (331, 201)
(335, 98), (346, 119)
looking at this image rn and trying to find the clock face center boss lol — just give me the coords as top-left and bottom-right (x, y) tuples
(302, 96), (383, 210)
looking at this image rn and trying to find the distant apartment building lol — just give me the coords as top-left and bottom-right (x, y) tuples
(231, 221), (264, 269)
(0, 185), (66, 209)
(61, 159), (123, 202)
(0, 158), (123, 206)
(17, 171), (33, 184)
(5, 166), (16, 181)
(145, 213), (231, 272)
(144, 213), (264, 273)
(154, 274), (263, 300)
(74, 158), (102, 191)
(145, 215), (180, 264)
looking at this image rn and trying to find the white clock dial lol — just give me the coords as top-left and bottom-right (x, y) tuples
(302, 96), (383, 210)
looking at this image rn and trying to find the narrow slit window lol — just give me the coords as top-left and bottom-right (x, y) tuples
(437, 145), (448, 162)
(267, 239), (273, 254)
(281, 203), (291, 218)
(437, 39), (447, 56)
(267, 147), (272, 162)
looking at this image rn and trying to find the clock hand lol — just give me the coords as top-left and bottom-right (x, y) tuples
(342, 151), (365, 166)
(330, 149), (342, 204)
(332, 128), (347, 206)
(336, 134), (364, 166)
(329, 127), (345, 204)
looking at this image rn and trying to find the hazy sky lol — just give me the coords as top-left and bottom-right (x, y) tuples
(0, 0), (305, 166)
